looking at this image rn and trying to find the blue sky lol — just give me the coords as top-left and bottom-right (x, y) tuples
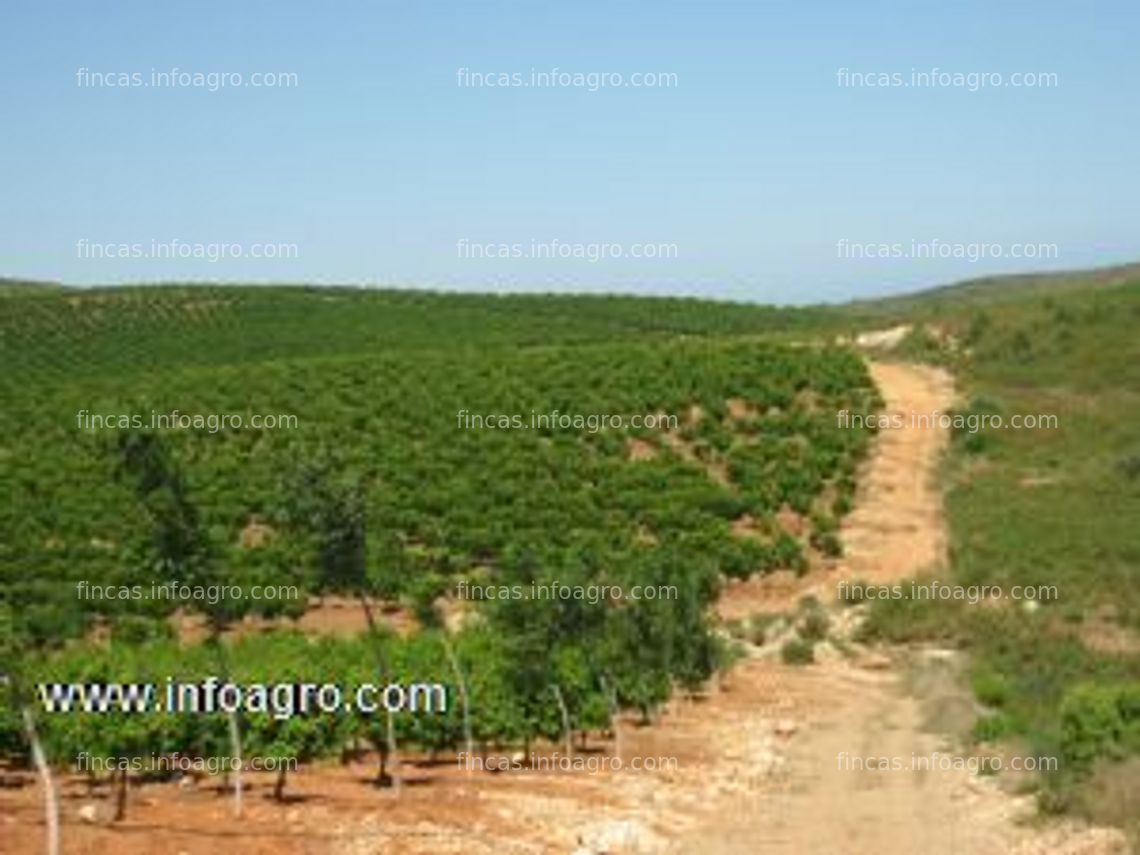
(2, 0), (1138, 303)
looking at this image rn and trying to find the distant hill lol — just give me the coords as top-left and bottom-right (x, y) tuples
(2, 260), (1137, 323)
(0, 277), (64, 296)
(842, 261), (1140, 320)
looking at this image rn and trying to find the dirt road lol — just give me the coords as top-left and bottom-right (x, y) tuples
(666, 360), (1125, 855)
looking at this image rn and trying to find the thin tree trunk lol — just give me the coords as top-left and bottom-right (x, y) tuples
(358, 594), (401, 792)
(114, 767), (128, 821)
(226, 710), (244, 816)
(551, 684), (572, 758)
(273, 765), (287, 801)
(440, 635), (473, 774)
(385, 708), (401, 793)
(375, 737), (389, 785)
(21, 707), (60, 855)
(210, 637), (243, 818)
(600, 676), (621, 763)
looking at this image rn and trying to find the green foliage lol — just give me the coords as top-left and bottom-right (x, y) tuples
(971, 667), (1012, 708)
(972, 714), (1013, 744)
(0, 293), (876, 633)
(780, 637), (815, 665)
(799, 605), (831, 643)
(947, 397), (1002, 455)
(0, 284), (878, 782)
(1059, 683), (1140, 773)
(861, 278), (1140, 810)
(894, 324), (951, 365)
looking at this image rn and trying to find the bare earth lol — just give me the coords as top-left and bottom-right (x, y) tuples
(2, 360), (1128, 854)
(667, 360), (1125, 855)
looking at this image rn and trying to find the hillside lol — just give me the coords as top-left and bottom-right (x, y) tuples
(841, 261), (1140, 320)
(0, 282), (884, 849)
(852, 271), (1140, 838)
(2, 268), (1139, 853)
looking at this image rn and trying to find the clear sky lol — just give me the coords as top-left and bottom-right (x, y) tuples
(2, 1), (1137, 303)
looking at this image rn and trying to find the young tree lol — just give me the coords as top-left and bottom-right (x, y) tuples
(289, 463), (403, 789)
(409, 574), (473, 773)
(485, 555), (608, 756)
(114, 431), (249, 817)
(239, 634), (345, 802)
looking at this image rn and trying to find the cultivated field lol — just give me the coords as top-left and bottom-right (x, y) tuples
(2, 269), (1138, 853)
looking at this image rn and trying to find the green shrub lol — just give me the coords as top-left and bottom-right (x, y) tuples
(811, 530), (843, 557)
(1059, 683), (1140, 772)
(971, 667), (1012, 708)
(799, 608), (831, 642)
(780, 637), (815, 665)
(972, 713), (1012, 743)
(895, 325), (949, 364)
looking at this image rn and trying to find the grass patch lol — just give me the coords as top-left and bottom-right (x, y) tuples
(860, 278), (1140, 826)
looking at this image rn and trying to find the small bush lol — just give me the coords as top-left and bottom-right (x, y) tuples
(896, 325), (949, 364)
(781, 637), (815, 665)
(972, 714), (1012, 744)
(950, 397), (1003, 455)
(773, 531), (807, 575)
(1059, 682), (1140, 772)
(800, 609), (831, 642)
(811, 530), (843, 557)
(748, 613), (784, 646)
(971, 668), (1011, 708)
(1037, 784), (1072, 815)
(960, 432), (991, 455)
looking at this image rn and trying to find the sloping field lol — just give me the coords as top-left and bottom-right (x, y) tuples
(1, 286), (878, 852)
(3, 274), (1139, 853)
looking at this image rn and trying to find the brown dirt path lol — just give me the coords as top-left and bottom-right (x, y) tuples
(718, 361), (954, 620)
(666, 360), (1127, 855)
